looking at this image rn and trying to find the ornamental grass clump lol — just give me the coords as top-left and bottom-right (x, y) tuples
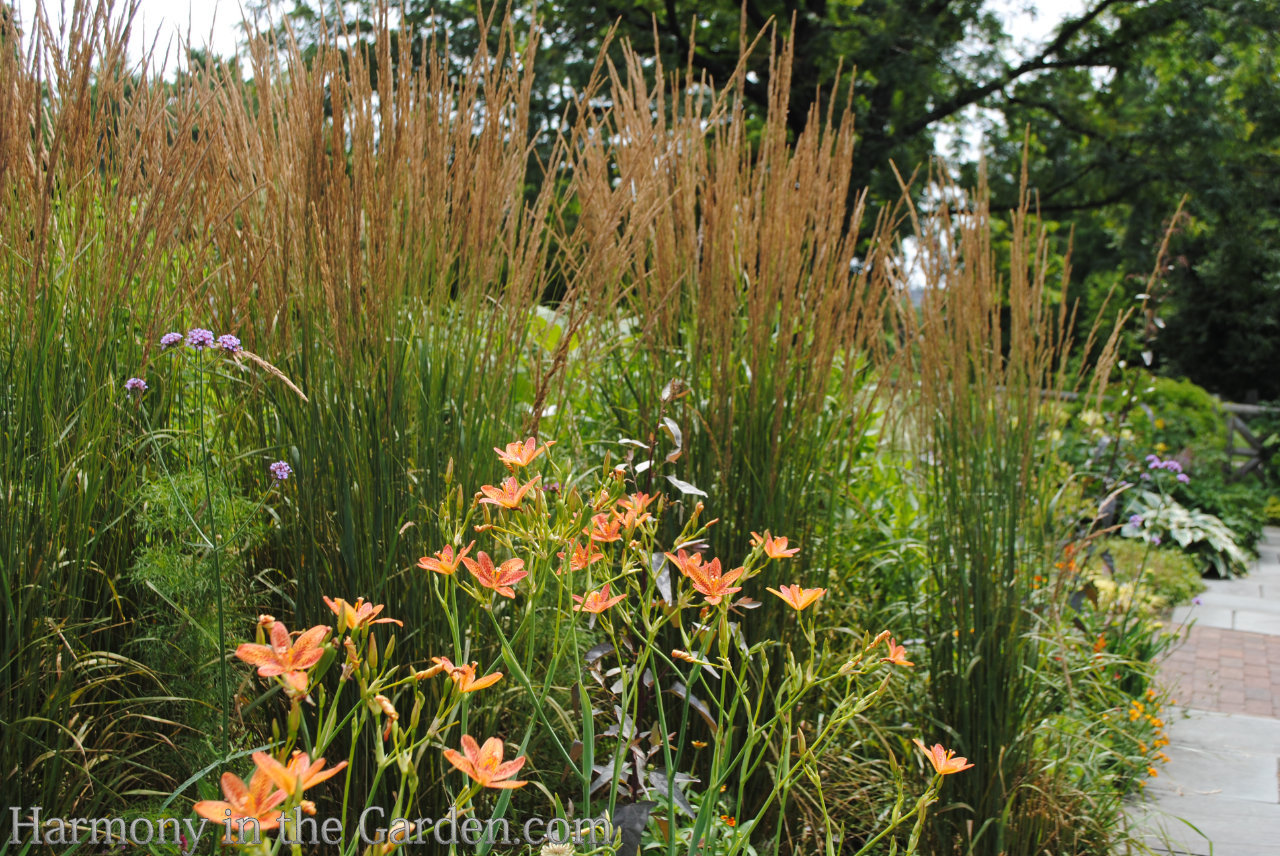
(892, 165), (1123, 854)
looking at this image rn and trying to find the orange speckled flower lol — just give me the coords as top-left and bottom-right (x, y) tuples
(557, 540), (605, 574)
(572, 583), (627, 613)
(494, 437), (554, 470)
(750, 531), (800, 559)
(417, 541), (475, 576)
(478, 476), (540, 510)
(766, 584), (826, 611)
(443, 735), (528, 789)
(463, 552), (529, 598)
(234, 622), (330, 696)
(322, 596), (402, 632)
(420, 656), (504, 693)
(682, 556), (744, 606)
(193, 768), (288, 842)
(585, 512), (623, 543)
(252, 751), (348, 802)
(882, 637), (914, 667)
(913, 739), (974, 775)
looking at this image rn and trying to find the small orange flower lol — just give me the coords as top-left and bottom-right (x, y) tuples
(573, 583), (627, 613)
(373, 694), (398, 740)
(421, 657), (504, 693)
(619, 492), (657, 515)
(463, 551), (529, 598)
(882, 637), (914, 667)
(252, 751), (348, 801)
(234, 622), (330, 695)
(322, 596), (402, 632)
(478, 476), (540, 510)
(193, 769), (288, 842)
(1093, 635), (1107, 653)
(720, 815), (736, 827)
(557, 540), (605, 574)
(750, 531), (800, 559)
(684, 556), (745, 606)
(586, 512), (623, 543)
(417, 541), (475, 576)
(443, 735), (528, 789)
(494, 437), (554, 470)
(913, 739), (974, 775)
(766, 584), (826, 611)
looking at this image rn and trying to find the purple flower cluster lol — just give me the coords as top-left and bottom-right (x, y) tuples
(1128, 514), (1144, 528)
(160, 332), (184, 348)
(216, 334), (242, 353)
(1144, 454), (1191, 483)
(124, 377), (147, 393)
(269, 461), (293, 482)
(186, 328), (215, 350)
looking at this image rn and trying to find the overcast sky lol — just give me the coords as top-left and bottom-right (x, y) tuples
(13, 0), (1088, 70)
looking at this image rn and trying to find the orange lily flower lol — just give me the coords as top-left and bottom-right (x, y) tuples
(913, 739), (974, 775)
(883, 637), (914, 666)
(443, 735), (528, 789)
(478, 476), (540, 510)
(766, 584), (826, 611)
(619, 492), (656, 515)
(556, 540), (605, 574)
(585, 512), (623, 543)
(573, 583), (627, 613)
(750, 531), (800, 559)
(193, 768), (288, 842)
(252, 751), (348, 801)
(323, 596), (402, 632)
(235, 622), (329, 695)
(668, 552), (743, 606)
(462, 551), (529, 598)
(419, 656), (504, 693)
(664, 548), (706, 578)
(494, 437), (554, 470)
(417, 541), (475, 576)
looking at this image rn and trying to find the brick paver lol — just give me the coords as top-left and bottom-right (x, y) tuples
(1160, 623), (1280, 718)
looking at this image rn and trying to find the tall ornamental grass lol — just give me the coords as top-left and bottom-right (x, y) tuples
(896, 166), (1121, 854)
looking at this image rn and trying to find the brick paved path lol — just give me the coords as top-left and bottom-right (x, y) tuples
(1129, 526), (1280, 856)
(1159, 624), (1280, 719)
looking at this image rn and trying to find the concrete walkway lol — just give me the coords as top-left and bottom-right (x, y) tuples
(1129, 526), (1280, 855)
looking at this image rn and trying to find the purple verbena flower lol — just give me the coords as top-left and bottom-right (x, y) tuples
(1177, 473), (1190, 483)
(186, 328), (215, 350)
(1192, 596), (1203, 605)
(1129, 514), (1144, 528)
(216, 334), (242, 353)
(1162, 460), (1183, 473)
(269, 461), (293, 482)
(1145, 454), (1161, 467)
(160, 331), (183, 348)
(1151, 535), (1162, 546)
(124, 377), (147, 393)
